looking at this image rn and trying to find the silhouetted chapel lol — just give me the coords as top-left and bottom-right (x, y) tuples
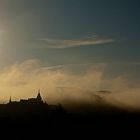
(9, 90), (44, 104)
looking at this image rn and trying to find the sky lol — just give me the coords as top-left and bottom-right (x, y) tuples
(0, 0), (140, 109)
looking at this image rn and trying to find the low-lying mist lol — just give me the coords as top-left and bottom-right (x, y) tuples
(0, 59), (139, 112)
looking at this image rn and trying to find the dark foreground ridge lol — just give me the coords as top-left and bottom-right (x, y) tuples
(0, 91), (140, 139)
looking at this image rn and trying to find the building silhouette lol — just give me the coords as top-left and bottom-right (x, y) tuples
(0, 90), (66, 123)
(18, 90), (44, 104)
(8, 90), (45, 105)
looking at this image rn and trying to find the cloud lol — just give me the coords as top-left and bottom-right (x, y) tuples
(40, 36), (114, 48)
(40, 62), (107, 71)
(0, 60), (103, 103)
(0, 59), (139, 111)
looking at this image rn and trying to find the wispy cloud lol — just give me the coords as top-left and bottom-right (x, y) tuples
(40, 36), (114, 48)
(41, 62), (107, 71)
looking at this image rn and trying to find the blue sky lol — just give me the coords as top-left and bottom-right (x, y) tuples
(0, 0), (140, 102)
(0, 0), (139, 63)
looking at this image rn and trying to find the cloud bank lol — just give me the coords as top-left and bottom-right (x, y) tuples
(0, 59), (139, 111)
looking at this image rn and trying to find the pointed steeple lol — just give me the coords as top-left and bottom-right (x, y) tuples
(37, 89), (42, 102)
(9, 96), (11, 103)
(38, 89), (40, 94)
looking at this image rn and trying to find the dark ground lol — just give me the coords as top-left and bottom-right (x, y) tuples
(0, 105), (140, 139)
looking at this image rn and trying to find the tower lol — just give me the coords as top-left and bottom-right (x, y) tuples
(9, 96), (11, 103)
(37, 89), (42, 102)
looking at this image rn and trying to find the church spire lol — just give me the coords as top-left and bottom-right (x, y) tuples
(9, 96), (11, 103)
(38, 89), (40, 94)
(37, 89), (42, 102)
